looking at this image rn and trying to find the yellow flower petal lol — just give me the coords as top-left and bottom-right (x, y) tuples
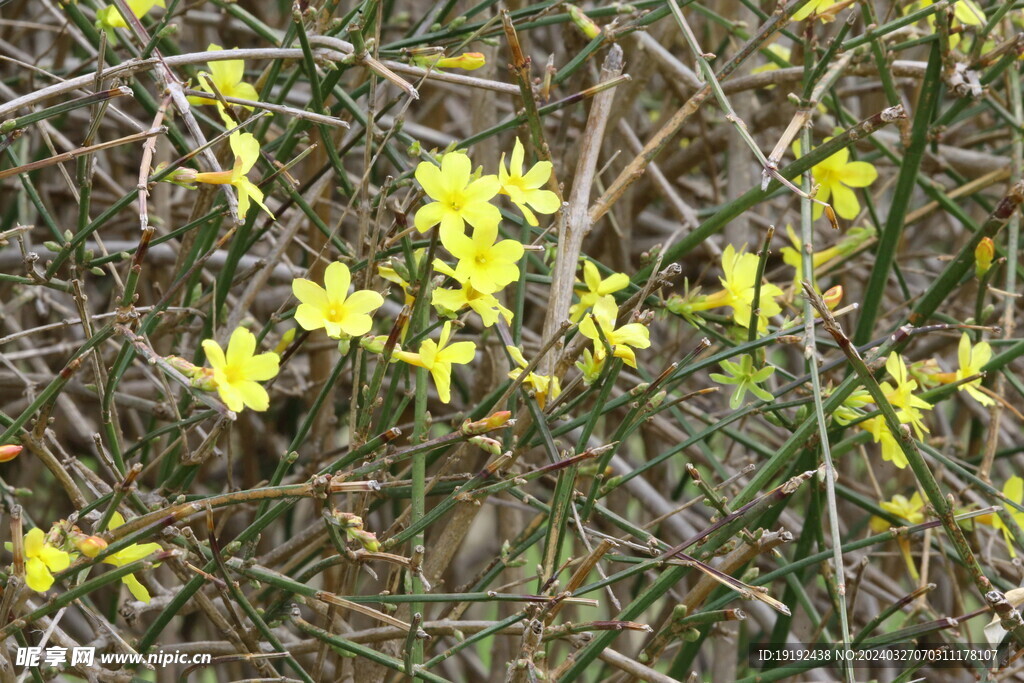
(25, 557), (54, 592)
(414, 201), (445, 233)
(236, 380), (270, 411)
(323, 261), (352, 300)
(830, 182), (860, 220)
(293, 278), (329, 310)
(415, 161), (446, 199)
(243, 353), (280, 382)
(123, 573), (152, 603)
(226, 327), (257, 368)
(38, 544), (71, 572)
(24, 527), (44, 557)
(839, 161), (878, 188)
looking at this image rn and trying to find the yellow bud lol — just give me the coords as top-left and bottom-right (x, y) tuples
(273, 328), (296, 355)
(462, 411), (512, 435)
(822, 285), (843, 310)
(75, 535), (108, 557)
(436, 52), (486, 70)
(0, 444), (22, 462)
(975, 237), (994, 278)
(411, 52), (487, 71)
(567, 4), (602, 39)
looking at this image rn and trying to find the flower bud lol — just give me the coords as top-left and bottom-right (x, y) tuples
(75, 535), (108, 557)
(360, 335), (388, 354)
(350, 528), (380, 552)
(411, 52), (487, 71)
(436, 52), (486, 70)
(822, 285), (843, 310)
(165, 167), (198, 185)
(567, 4), (602, 39)
(462, 411), (512, 435)
(576, 348), (605, 385)
(273, 327), (296, 355)
(166, 356), (216, 391)
(469, 436), (502, 456)
(0, 444), (22, 462)
(975, 237), (994, 278)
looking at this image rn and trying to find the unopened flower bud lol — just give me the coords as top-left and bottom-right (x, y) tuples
(411, 51), (487, 71)
(350, 528), (380, 552)
(646, 390), (667, 409)
(576, 348), (605, 385)
(567, 4), (602, 39)
(75, 535), (108, 557)
(360, 335), (388, 354)
(0, 444), (22, 462)
(166, 356), (217, 391)
(469, 436), (502, 456)
(822, 285), (843, 310)
(273, 328), (296, 355)
(975, 237), (994, 278)
(462, 411), (512, 435)
(165, 167), (198, 185)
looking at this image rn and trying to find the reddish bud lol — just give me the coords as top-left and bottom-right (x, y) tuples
(0, 445), (22, 462)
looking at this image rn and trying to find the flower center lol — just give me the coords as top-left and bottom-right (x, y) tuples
(325, 305), (346, 323)
(224, 364), (245, 385)
(475, 253), (489, 266)
(445, 190), (466, 213)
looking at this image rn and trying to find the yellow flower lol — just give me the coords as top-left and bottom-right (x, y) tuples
(192, 132), (273, 219)
(414, 152), (501, 245)
(881, 353), (932, 439)
(570, 260), (630, 322)
(909, 1), (986, 51)
(692, 245), (784, 331)
(432, 260), (513, 327)
(506, 346), (561, 409)
(870, 492), (926, 578)
(955, 333), (993, 406)
(394, 322), (476, 403)
(875, 492), (926, 529)
(6, 527), (71, 593)
(293, 261), (384, 339)
(378, 263), (415, 307)
(793, 138), (878, 220)
(202, 327), (280, 412)
(96, 0), (164, 31)
(862, 417), (908, 469)
(792, 0), (844, 22)
(578, 295), (650, 368)
(187, 44), (260, 123)
(910, 0), (986, 28)
(498, 138), (561, 226)
(103, 513), (162, 603)
(994, 476), (1024, 558)
(444, 220), (524, 295)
